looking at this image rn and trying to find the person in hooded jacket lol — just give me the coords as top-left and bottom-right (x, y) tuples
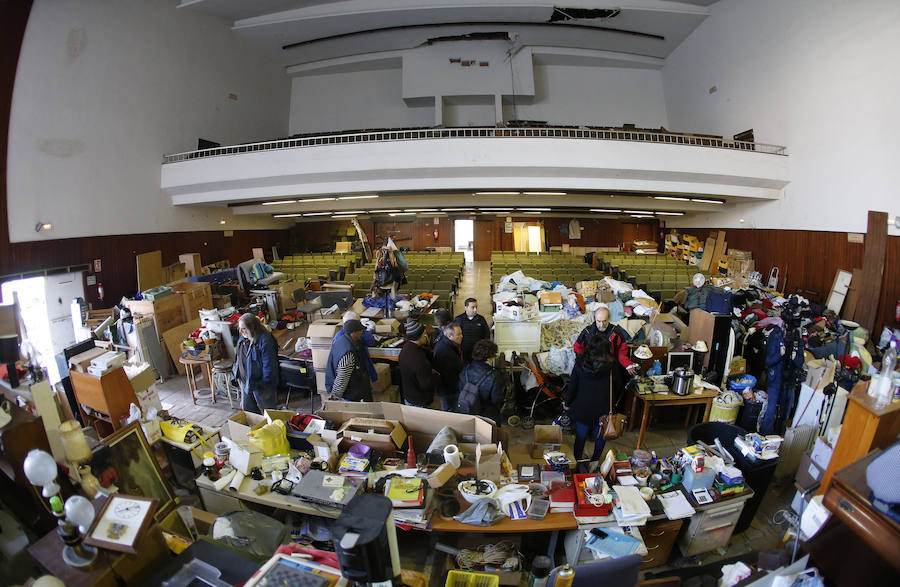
(232, 313), (279, 414)
(564, 336), (618, 468)
(457, 339), (505, 422)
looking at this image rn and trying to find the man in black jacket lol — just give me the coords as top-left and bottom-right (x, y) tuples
(453, 298), (491, 363)
(398, 319), (438, 408)
(433, 323), (463, 412)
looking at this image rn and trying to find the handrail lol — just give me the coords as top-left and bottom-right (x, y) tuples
(162, 126), (787, 163)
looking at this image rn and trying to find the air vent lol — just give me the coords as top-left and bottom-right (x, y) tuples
(549, 8), (622, 22)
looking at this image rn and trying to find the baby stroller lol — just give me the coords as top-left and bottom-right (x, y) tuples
(510, 355), (567, 429)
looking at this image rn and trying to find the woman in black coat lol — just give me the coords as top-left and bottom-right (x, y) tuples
(563, 336), (618, 465)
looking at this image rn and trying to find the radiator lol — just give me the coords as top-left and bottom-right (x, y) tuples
(774, 424), (818, 479)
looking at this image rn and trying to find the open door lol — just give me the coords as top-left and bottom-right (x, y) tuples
(472, 219), (494, 261)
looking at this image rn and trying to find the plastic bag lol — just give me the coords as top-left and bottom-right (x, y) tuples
(453, 498), (506, 526)
(547, 346), (575, 376)
(211, 511), (287, 561)
(426, 426), (458, 458)
(247, 419), (290, 456)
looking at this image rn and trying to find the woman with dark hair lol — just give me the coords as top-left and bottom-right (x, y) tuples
(232, 313), (279, 414)
(564, 336), (617, 469)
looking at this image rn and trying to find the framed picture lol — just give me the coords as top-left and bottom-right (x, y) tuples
(84, 495), (158, 554)
(100, 421), (175, 520)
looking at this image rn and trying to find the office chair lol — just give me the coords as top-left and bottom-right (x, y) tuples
(547, 554), (643, 587)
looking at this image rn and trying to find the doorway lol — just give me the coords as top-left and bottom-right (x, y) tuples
(454, 219), (474, 262)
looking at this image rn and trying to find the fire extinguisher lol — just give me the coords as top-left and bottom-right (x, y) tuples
(896, 300), (900, 323)
(97, 283), (104, 302)
(433, 229), (439, 241)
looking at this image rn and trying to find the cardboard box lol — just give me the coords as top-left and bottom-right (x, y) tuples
(315, 370), (327, 394)
(211, 294), (232, 310)
(476, 442), (503, 482)
(178, 253), (203, 277)
(338, 418), (407, 454)
(228, 440), (263, 475)
(124, 294), (186, 338)
(171, 281), (213, 323)
(539, 292), (562, 306)
(311, 348), (331, 369)
(128, 365), (158, 396)
(375, 318), (399, 335)
(308, 320), (342, 345)
(224, 411), (267, 441)
(372, 362), (391, 393)
(531, 425), (562, 458)
(427, 462), (457, 489)
(68, 347), (107, 373)
(796, 453), (825, 493)
(163, 262), (187, 283)
(142, 419), (162, 445)
(135, 385), (163, 414)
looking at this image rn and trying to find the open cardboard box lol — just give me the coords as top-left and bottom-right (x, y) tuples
(337, 417), (407, 454)
(224, 411), (267, 441)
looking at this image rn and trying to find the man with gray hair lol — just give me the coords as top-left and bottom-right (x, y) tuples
(232, 313), (280, 414)
(433, 323), (464, 411)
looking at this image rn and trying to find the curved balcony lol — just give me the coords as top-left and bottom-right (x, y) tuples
(161, 127), (789, 208)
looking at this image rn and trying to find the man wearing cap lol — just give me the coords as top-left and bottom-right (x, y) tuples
(332, 310), (378, 383)
(325, 319), (372, 402)
(453, 298), (492, 363)
(398, 319), (439, 408)
(574, 307), (639, 375)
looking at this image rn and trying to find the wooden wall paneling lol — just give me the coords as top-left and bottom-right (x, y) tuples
(875, 234), (900, 335)
(852, 211), (888, 332)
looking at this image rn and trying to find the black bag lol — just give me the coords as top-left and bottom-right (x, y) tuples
(374, 263), (394, 287)
(458, 368), (490, 415)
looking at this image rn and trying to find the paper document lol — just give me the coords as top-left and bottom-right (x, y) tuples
(657, 491), (696, 520)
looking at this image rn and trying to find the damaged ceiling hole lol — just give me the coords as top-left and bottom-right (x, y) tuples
(549, 8), (622, 22)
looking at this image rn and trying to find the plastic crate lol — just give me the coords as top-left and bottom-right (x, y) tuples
(445, 570), (500, 587)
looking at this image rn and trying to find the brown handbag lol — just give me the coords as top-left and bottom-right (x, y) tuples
(598, 372), (627, 440)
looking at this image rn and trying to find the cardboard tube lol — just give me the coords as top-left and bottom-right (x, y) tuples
(228, 471), (245, 492)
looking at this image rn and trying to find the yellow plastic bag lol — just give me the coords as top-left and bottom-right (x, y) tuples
(247, 419), (290, 456)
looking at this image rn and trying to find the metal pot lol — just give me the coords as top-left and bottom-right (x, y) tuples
(670, 367), (694, 396)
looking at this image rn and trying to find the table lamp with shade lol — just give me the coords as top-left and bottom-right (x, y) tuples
(59, 420), (101, 497)
(24, 449), (98, 567)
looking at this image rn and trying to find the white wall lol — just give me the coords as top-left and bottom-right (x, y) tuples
(8, 0), (292, 243)
(290, 67), (436, 134)
(662, 0), (900, 233)
(508, 65), (668, 128)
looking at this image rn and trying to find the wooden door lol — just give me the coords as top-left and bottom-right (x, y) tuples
(473, 219), (494, 261)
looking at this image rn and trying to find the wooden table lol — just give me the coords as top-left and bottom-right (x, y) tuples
(629, 386), (719, 449)
(822, 449), (900, 571)
(195, 473), (342, 519)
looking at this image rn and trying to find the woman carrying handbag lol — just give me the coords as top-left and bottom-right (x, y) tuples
(563, 337), (624, 472)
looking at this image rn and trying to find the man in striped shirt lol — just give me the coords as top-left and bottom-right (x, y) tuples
(325, 319), (372, 401)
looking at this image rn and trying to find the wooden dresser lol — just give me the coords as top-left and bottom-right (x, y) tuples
(69, 367), (138, 439)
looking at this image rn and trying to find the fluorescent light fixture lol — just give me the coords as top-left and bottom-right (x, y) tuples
(519, 208), (551, 211)
(338, 195), (379, 200)
(630, 214), (654, 218)
(590, 209), (621, 213)
(520, 212), (542, 215)
(523, 191), (567, 195)
(480, 208), (513, 211)
(219, 219), (226, 224)
(332, 214), (357, 218)
(389, 212), (416, 216)
(273, 213), (303, 218)
(623, 210), (648, 214)
(653, 196), (691, 202)
(262, 199), (298, 206)
(297, 197), (337, 203)
(474, 191), (520, 195)
(35, 222), (53, 232)
(406, 208), (438, 212)
(303, 211), (331, 216)
(440, 208), (475, 211)
(655, 211), (684, 216)
(371, 209), (401, 213)
(690, 198), (724, 204)
(339, 211), (365, 214)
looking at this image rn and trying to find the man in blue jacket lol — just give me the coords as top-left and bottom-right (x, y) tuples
(326, 319), (372, 402)
(233, 314), (280, 414)
(332, 311), (378, 382)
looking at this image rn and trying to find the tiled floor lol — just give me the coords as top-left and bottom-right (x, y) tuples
(157, 259), (790, 578)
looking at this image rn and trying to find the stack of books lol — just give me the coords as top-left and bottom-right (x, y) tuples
(549, 481), (575, 513)
(384, 477), (424, 508)
(612, 485), (651, 526)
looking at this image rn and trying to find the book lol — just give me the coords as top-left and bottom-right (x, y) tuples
(384, 477), (424, 507)
(657, 490), (696, 520)
(549, 481), (575, 512)
(584, 528), (642, 558)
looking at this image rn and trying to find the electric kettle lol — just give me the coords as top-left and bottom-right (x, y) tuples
(670, 367), (694, 396)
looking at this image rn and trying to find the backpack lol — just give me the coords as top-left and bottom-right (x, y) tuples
(458, 367), (490, 414)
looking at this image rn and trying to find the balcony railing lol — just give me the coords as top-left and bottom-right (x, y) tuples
(162, 126), (787, 163)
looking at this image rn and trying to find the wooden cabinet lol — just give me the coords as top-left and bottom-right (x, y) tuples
(69, 367), (139, 439)
(641, 518), (683, 568)
(819, 392), (900, 495)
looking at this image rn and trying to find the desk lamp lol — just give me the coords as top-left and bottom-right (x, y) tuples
(24, 449), (98, 567)
(59, 420), (101, 498)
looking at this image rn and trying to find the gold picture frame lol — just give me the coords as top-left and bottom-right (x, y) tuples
(101, 421), (175, 521)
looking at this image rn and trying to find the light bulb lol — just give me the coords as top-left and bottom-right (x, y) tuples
(65, 495), (96, 534)
(24, 449), (57, 485)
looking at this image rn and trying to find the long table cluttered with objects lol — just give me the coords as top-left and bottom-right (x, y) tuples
(194, 399), (767, 575)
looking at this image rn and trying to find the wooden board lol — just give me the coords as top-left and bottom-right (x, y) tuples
(852, 211), (888, 332)
(161, 319), (202, 376)
(843, 268), (863, 319)
(136, 250), (164, 292)
(178, 253), (202, 277)
(709, 231), (727, 276)
(699, 237), (716, 272)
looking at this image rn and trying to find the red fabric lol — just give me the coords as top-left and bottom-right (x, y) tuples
(0, 364), (27, 382)
(839, 355), (861, 370)
(610, 332), (635, 370)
